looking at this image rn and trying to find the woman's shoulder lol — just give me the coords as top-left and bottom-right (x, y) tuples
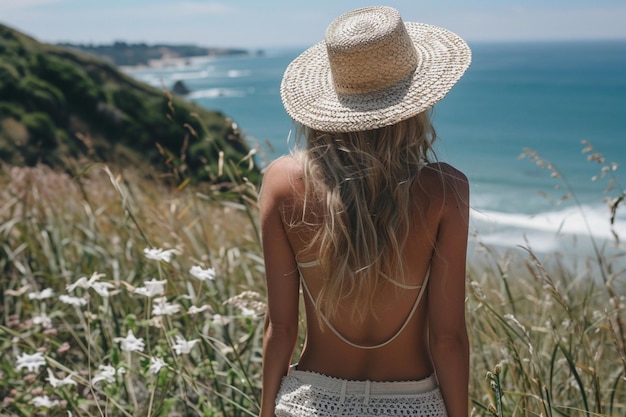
(423, 162), (468, 186)
(417, 162), (469, 205)
(263, 155), (302, 183)
(260, 155), (303, 200)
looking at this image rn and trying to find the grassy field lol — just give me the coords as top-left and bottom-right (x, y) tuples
(0, 153), (624, 416)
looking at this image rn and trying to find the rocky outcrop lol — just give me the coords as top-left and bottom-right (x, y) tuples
(172, 80), (191, 95)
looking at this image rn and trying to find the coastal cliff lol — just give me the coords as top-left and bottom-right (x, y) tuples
(0, 24), (259, 184)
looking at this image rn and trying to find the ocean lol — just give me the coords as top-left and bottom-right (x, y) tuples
(125, 41), (626, 261)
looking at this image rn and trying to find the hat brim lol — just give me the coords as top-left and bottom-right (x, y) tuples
(280, 22), (471, 132)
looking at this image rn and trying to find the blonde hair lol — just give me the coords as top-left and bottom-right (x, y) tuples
(292, 111), (437, 323)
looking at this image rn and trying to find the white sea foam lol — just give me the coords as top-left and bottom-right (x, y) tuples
(187, 88), (246, 99)
(470, 203), (626, 255)
(131, 74), (164, 87)
(170, 70), (212, 81)
(227, 69), (250, 78)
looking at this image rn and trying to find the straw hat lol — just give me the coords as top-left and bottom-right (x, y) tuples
(280, 6), (471, 132)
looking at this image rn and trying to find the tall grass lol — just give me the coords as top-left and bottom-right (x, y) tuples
(0, 162), (264, 416)
(0, 141), (624, 416)
(469, 143), (625, 417)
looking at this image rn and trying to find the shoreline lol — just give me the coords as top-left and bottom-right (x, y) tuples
(119, 50), (254, 72)
(119, 53), (225, 72)
(467, 223), (626, 275)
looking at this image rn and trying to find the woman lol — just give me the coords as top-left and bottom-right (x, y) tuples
(260, 6), (471, 417)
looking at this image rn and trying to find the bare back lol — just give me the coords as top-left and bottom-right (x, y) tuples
(262, 155), (469, 382)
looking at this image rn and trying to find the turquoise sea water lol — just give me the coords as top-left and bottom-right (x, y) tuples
(126, 41), (626, 257)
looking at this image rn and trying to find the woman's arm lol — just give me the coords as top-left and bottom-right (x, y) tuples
(427, 164), (470, 417)
(258, 159), (301, 417)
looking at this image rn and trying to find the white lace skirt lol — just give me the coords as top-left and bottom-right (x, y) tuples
(275, 366), (448, 416)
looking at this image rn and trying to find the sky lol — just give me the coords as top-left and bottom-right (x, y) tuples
(1, 0), (626, 49)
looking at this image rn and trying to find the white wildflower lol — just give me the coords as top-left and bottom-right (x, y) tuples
(189, 266), (216, 282)
(115, 330), (145, 352)
(172, 335), (199, 355)
(133, 278), (167, 297)
(148, 357), (167, 374)
(91, 281), (115, 297)
(152, 297), (181, 316)
(67, 272), (105, 292)
(211, 314), (231, 326)
(187, 305), (211, 315)
(16, 351), (46, 372)
(59, 294), (88, 306)
(67, 278), (89, 292)
(144, 247), (178, 263)
(33, 313), (53, 329)
(133, 287), (149, 297)
(240, 306), (257, 319)
(46, 368), (76, 388)
(30, 395), (60, 408)
(92, 364), (117, 385)
(142, 278), (167, 295)
(28, 288), (54, 300)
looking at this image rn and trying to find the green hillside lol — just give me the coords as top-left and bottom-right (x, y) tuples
(0, 24), (259, 185)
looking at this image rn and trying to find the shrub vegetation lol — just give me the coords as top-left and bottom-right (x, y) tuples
(0, 24), (259, 185)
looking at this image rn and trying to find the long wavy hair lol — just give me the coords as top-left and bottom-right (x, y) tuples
(291, 110), (437, 323)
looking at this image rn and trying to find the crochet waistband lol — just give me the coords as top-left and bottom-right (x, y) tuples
(287, 365), (438, 396)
